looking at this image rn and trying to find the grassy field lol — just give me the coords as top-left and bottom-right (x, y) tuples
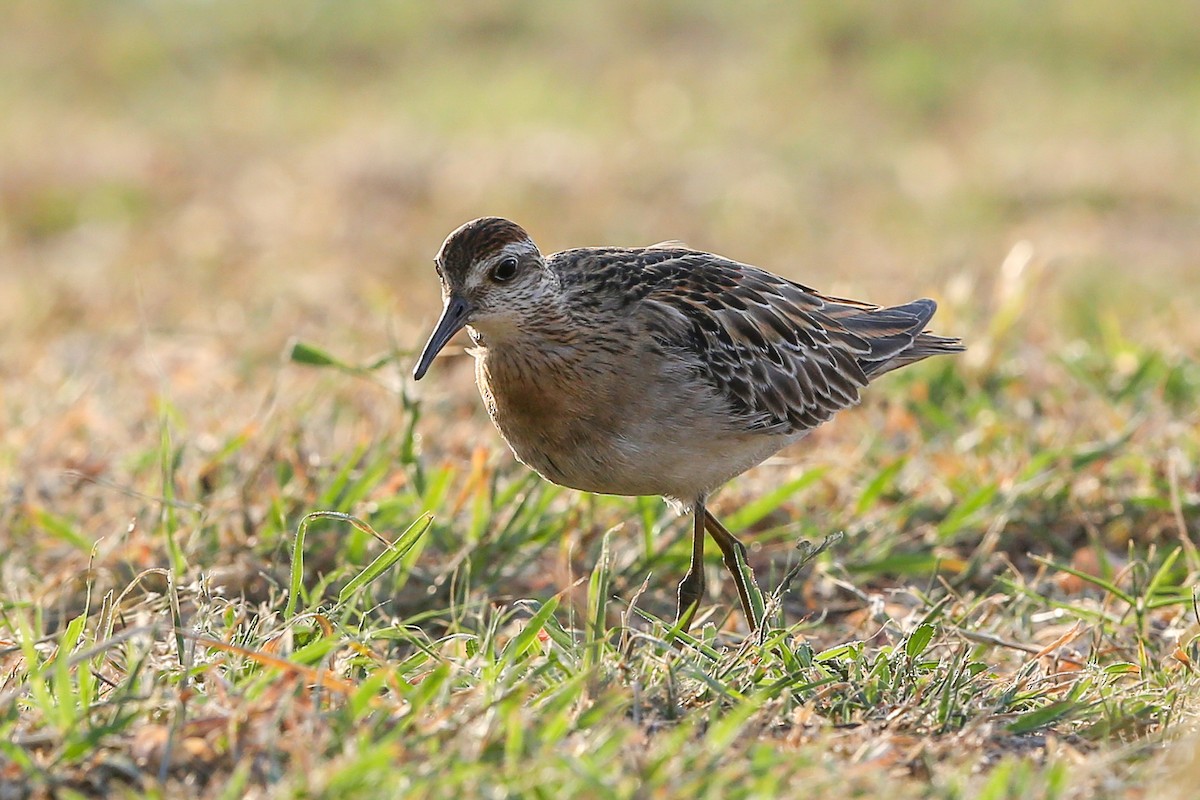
(2, 2), (1199, 797)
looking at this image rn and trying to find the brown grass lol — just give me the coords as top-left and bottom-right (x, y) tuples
(1, 2), (1198, 797)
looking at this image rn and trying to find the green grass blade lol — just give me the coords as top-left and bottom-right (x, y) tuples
(29, 510), (90, 552)
(503, 597), (560, 664)
(1006, 699), (1080, 735)
(905, 622), (937, 659)
(337, 513), (434, 607)
(1030, 554), (1135, 606)
(722, 470), (826, 532)
(856, 458), (907, 514)
(585, 529), (613, 671)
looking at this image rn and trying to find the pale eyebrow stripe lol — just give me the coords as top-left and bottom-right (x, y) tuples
(497, 240), (537, 259)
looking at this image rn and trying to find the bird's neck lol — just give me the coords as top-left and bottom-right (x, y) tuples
(472, 308), (596, 433)
(469, 295), (579, 350)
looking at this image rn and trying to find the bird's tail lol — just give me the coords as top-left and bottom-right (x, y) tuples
(869, 330), (965, 377)
(823, 297), (965, 379)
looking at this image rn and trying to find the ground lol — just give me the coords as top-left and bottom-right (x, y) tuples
(1, 2), (1199, 798)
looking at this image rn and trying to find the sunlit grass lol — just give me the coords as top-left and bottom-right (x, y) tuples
(2, 1), (1198, 797)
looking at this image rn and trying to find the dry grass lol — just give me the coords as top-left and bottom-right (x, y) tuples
(2, 2), (1199, 797)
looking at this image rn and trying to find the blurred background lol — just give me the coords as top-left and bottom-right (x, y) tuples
(3, 7), (1199, 790)
(2, 0), (1197, 562)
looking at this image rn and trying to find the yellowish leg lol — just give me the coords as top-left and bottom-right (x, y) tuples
(675, 500), (707, 631)
(704, 509), (759, 631)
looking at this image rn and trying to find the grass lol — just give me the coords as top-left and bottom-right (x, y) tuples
(2, 1), (1199, 797)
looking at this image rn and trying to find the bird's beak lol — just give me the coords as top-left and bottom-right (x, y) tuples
(413, 294), (471, 380)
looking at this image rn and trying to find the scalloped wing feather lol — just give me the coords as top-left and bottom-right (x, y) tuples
(616, 249), (960, 434)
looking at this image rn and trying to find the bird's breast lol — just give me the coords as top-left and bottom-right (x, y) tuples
(473, 345), (624, 492)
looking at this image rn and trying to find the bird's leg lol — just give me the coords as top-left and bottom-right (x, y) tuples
(704, 509), (760, 631)
(675, 499), (707, 631)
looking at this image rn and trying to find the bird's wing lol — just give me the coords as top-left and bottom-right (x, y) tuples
(622, 249), (939, 433)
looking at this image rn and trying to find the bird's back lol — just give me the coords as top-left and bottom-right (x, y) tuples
(551, 245), (964, 438)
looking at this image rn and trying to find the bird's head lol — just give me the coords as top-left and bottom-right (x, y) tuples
(413, 217), (555, 380)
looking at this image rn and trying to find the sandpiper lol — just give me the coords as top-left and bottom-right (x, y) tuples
(413, 217), (963, 631)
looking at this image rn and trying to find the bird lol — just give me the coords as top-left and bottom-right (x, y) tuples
(413, 217), (963, 632)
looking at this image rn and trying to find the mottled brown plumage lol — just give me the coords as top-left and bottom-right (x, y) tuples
(414, 217), (964, 631)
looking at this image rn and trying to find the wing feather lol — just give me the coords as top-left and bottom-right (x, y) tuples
(553, 245), (963, 434)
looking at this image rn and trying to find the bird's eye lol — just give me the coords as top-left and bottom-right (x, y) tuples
(491, 256), (519, 282)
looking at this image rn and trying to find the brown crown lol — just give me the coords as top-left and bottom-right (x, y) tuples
(436, 217), (534, 282)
